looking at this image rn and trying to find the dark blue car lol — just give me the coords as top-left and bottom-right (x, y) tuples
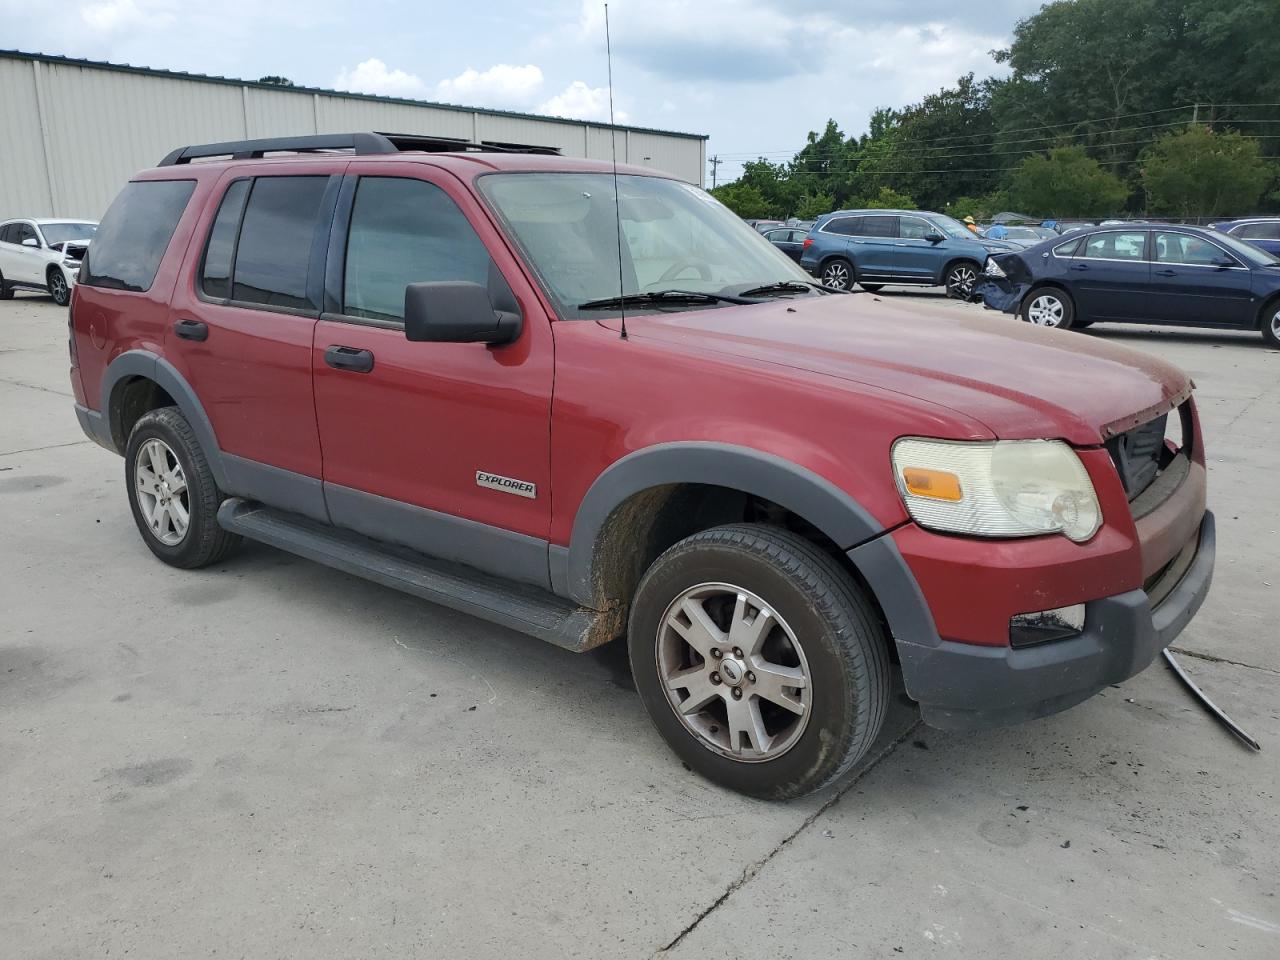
(977, 224), (1280, 347)
(1209, 217), (1280, 257)
(799, 209), (1015, 297)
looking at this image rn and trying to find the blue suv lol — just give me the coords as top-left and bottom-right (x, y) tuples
(800, 209), (1015, 297)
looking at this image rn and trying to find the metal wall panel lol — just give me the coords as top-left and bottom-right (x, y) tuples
(0, 53), (705, 222)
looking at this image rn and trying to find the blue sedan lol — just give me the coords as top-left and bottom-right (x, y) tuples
(1209, 217), (1280, 258)
(976, 224), (1280, 347)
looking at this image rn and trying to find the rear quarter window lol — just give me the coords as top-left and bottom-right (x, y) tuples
(80, 180), (196, 292)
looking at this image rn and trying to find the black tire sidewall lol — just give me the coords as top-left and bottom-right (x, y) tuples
(1021, 286), (1075, 329)
(629, 533), (872, 799)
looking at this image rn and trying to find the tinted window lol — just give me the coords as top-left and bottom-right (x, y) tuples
(1237, 222), (1280, 240)
(1154, 232), (1232, 266)
(764, 229), (788, 241)
(201, 180), (250, 299)
(0, 224), (13, 244)
(343, 177), (492, 322)
(232, 176), (329, 310)
(1082, 231), (1146, 261)
(824, 217), (862, 236)
(80, 180), (195, 291)
(14, 223), (38, 246)
(861, 216), (897, 238)
(898, 217), (933, 240)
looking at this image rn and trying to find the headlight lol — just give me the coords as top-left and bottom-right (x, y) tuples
(984, 257), (1006, 278)
(891, 438), (1102, 543)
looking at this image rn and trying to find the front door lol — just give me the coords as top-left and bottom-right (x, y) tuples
(849, 215), (900, 280)
(1068, 230), (1151, 320)
(0, 221), (44, 283)
(311, 167), (555, 588)
(1147, 230), (1256, 326)
(893, 215), (945, 282)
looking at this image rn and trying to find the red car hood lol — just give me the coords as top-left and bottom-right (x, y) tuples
(611, 294), (1191, 445)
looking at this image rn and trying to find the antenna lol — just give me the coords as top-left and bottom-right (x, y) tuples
(604, 2), (628, 341)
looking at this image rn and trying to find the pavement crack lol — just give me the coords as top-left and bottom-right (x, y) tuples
(1168, 645), (1280, 676)
(0, 376), (73, 399)
(654, 715), (922, 956)
(0, 439), (91, 458)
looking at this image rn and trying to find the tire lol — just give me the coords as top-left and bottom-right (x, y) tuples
(1020, 286), (1075, 329)
(125, 406), (240, 569)
(943, 261), (980, 300)
(47, 268), (70, 307)
(1261, 299), (1280, 349)
(858, 283), (885, 293)
(0, 269), (13, 300)
(820, 258), (853, 291)
(628, 523), (890, 800)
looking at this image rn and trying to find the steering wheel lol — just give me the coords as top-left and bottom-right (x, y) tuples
(658, 260), (711, 283)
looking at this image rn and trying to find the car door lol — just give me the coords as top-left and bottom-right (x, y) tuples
(1147, 230), (1255, 326)
(849, 215), (900, 278)
(894, 215), (943, 281)
(310, 166), (555, 588)
(0, 223), (18, 280)
(165, 166), (339, 521)
(1066, 230), (1151, 320)
(765, 228), (803, 262)
(8, 221), (45, 283)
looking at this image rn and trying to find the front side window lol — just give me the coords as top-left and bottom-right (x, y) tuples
(479, 173), (810, 317)
(80, 180), (196, 292)
(898, 217), (933, 240)
(232, 176), (330, 310)
(14, 223), (39, 246)
(1082, 231), (1147, 261)
(343, 177), (493, 321)
(1154, 232), (1232, 266)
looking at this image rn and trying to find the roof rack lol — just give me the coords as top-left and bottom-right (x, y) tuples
(157, 131), (561, 166)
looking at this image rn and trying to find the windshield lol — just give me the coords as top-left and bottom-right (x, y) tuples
(478, 173), (812, 317)
(929, 215), (974, 240)
(40, 222), (98, 246)
(1213, 229), (1280, 266)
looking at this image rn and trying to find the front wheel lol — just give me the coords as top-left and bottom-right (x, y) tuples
(1021, 287), (1075, 329)
(820, 259), (853, 291)
(47, 269), (70, 307)
(944, 262), (980, 299)
(1262, 300), (1280, 348)
(628, 524), (890, 800)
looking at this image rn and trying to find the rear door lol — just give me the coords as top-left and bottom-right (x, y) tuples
(765, 228), (804, 262)
(1147, 230), (1255, 326)
(1067, 230), (1151, 320)
(310, 165), (555, 587)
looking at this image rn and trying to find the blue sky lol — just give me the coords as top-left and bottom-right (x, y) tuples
(1, 0), (1046, 182)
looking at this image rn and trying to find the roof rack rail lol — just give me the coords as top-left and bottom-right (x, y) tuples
(157, 131), (561, 166)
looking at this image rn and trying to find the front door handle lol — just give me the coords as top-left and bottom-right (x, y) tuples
(1155, 269), (1177, 277)
(174, 319), (208, 341)
(324, 345), (374, 373)
(1069, 263), (1089, 272)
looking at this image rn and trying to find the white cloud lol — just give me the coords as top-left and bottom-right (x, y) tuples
(538, 81), (625, 122)
(435, 64), (544, 108)
(334, 58), (427, 98)
(80, 0), (174, 32)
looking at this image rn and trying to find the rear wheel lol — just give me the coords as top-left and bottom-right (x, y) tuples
(944, 261), (980, 299)
(858, 282), (884, 293)
(1021, 287), (1075, 329)
(47, 268), (70, 307)
(820, 259), (853, 291)
(1262, 300), (1280, 348)
(628, 523), (889, 799)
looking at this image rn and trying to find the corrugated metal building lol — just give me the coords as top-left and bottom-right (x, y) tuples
(0, 50), (707, 222)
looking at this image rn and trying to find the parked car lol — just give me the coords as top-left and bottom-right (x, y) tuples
(71, 132), (1213, 799)
(747, 219), (785, 234)
(762, 225), (809, 262)
(785, 218), (816, 231)
(1209, 217), (1280, 257)
(0, 218), (98, 306)
(800, 208), (1017, 297)
(976, 223), (1280, 346)
(1045, 220), (1095, 234)
(984, 224), (1057, 246)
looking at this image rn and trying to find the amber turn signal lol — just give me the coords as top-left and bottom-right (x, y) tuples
(901, 467), (963, 501)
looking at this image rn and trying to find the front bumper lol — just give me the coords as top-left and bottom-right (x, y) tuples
(895, 511), (1215, 730)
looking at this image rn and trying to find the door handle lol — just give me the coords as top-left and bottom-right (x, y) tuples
(1069, 263), (1089, 271)
(324, 345), (374, 373)
(1155, 269), (1177, 277)
(173, 319), (208, 341)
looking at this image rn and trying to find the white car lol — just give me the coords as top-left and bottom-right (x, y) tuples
(0, 218), (99, 306)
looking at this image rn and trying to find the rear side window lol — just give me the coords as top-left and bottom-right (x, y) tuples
(824, 217), (862, 236)
(80, 180), (195, 291)
(342, 177), (492, 322)
(1237, 222), (1280, 240)
(200, 179), (250, 299)
(1082, 231), (1146, 261)
(232, 176), (330, 310)
(861, 216), (897, 238)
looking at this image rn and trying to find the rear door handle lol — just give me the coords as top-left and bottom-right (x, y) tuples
(1069, 263), (1089, 271)
(173, 319), (208, 341)
(1155, 269), (1177, 277)
(324, 345), (374, 373)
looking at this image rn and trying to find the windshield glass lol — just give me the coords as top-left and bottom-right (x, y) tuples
(40, 222), (98, 246)
(929, 215), (974, 240)
(478, 173), (812, 317)
(1212, 230), (1280, 266)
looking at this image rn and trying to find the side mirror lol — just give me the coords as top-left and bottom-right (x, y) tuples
(925, 232), (945, 244)
(404, 281), (522, 345)
(21, 237), (39, 248)
(1213, 257), (1237, 270)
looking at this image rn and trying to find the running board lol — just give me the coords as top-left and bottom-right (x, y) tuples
(217, 498), (612, 652)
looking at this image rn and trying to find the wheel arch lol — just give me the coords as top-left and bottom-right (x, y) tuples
(940, 256), (983, 282)
(1254, 291), (1280, 331)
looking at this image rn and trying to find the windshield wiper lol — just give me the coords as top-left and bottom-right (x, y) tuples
(577, 289), (751, 310)
(736, 280), (833, 298)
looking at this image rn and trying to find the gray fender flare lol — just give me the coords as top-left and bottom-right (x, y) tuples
(99, 350), (229, 489)
(562, 442), (886, 606)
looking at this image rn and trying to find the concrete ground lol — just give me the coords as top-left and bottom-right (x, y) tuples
(1, 290), (1276, 959)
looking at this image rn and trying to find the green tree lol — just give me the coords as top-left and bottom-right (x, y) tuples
(859, 186), (915, 210)
(1007, 147), (1129, 217)
(1141, 126), (1272, 219)
(710, 182), (772, 220)
(794, 191), (836, 220)
(257, 75), (295, 86)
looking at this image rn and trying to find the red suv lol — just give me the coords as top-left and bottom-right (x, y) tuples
(69, 133), (1214, 799)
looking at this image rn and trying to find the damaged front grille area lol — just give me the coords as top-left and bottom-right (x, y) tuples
(1105, 401), (1192, 511)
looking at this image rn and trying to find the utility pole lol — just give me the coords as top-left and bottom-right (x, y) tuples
(709, 155), (723, 189)
(1192, 103), (1199, 125)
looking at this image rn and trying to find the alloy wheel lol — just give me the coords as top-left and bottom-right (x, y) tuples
(1027, 294), (1065, 326)
(50, 273), (68, 304)
(822, 262), (850, 290)
(947, 265), (977, 298)
(658, 582), (811, 761)
(133, 438), (190, 546)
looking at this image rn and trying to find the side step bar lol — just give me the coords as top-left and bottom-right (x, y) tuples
(217, 498), (609, 652)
